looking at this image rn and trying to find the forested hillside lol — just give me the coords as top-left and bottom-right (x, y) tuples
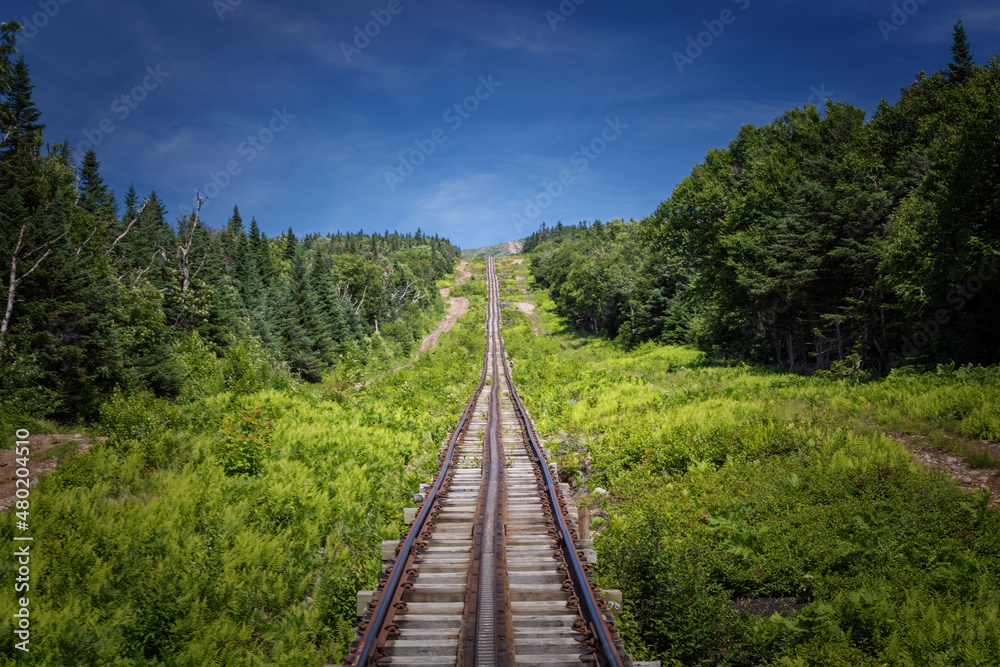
(528, 23), (999, 373)
(0, 21), (472, 664)
(0, 22), (459, 427)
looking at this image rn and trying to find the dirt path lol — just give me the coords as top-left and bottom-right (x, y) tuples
(423, 259), (472, 354)
(420, 297), (470, 355)
(388, 262), (474, 376)
(509, 302), (535, 317)
(495, 257), (542, 335)
(439, 260), (471, 298)
(0, 434), (102, 512)
(889, 434), (1000, 510)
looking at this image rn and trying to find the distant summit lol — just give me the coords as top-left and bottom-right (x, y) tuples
(461, 239), (524, 258)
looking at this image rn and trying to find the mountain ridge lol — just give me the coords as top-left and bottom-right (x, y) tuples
(461, 239), (524, 258)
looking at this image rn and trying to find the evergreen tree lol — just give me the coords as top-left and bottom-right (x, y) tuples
(249, 217), (273, 286)
(123, 191), (171, 284)
(13, 194), (128, 419)
(284, 226), (298, 261)
(310, 252), (361, 357)
(226, 204), (244, 237)
(0, 54), (44, 201)
(232, 233), (263, 313)
(0, 50), (68, 365)
(276, 252), (326, 381)
(948, 20), (975, 84)
(223, 205), (243, 263)
(0, 23), (19, 81)
(77, 148), (118, 221)
(122, 182), (139, 222)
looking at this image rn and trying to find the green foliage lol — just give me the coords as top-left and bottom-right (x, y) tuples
(217, 408), (275, 477)
(504, 295), (1000, 665)
(98, 387), (180, 448)
(0, 38), (461, 418)
(223, 336), (294, 395)
(0, 290), (481, 664)
(526, 47), (1000, 372)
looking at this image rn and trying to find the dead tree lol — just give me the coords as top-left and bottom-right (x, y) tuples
(0, 223), (67, 360)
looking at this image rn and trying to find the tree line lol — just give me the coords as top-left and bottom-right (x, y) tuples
(0, 22), (460, 423)
(528, 22), (999, 373)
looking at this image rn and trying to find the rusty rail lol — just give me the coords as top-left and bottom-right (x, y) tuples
(346, 290), (491, 666)
(492, 259), (625, 667)
(348, 257), (627, 666)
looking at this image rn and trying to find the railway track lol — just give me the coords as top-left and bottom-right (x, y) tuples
(346, 258), (636, 667)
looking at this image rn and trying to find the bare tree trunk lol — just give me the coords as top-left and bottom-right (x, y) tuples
(814, 332), (826, 369)
(836, 320), (844, 361)
(0, 250), (20, 357)
(0, 224), (67, 361)
(178, 193), (204, 293)
(107, 200), (149, 254)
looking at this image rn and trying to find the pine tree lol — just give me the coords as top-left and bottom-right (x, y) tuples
(123, 182), (139, 222)
(275, 252), (326, 381)
(947, 20), (975, 84)
(0, 23), (19, 81)
(0, 51), (67, 362)
(249, 217), (273, 285)
(13, 194), (127, 419)
(310, 252), (359, 358)
(284, 226), (298, 261)
(0, 55), (44, 201)
(77, 148), (119, 221)
(224, 205), (243, 262)
(226, 205), (244, 237)
(233, 233), (263, 313)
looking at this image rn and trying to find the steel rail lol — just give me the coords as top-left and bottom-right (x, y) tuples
(350, 257), (626, 667)
(346, 272), (492, 667)
(460, 256), (514, 667)
(491, 261), (626, 667)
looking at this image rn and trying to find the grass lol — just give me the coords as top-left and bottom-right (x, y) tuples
(0, 302), (487, 666)
(34, 438), (85, 461)
(503, 285), (1000, 666)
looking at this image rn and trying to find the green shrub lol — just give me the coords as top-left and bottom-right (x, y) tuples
(98, 387), (180, 449)
(216, 408), (274, 477)
(504, 295), (1000, 665)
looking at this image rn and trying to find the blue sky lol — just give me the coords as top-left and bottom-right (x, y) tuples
(7, 0), (999, 249)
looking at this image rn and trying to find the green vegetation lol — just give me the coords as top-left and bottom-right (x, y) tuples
(0, 297), (486, 665)
(0, 21), (460, 425)
(503, 292), (1000, 666)
(3, 9), (999, 666)
(526, 27), (1000, 371)
(0, 21), (482, 665)
(450, 259), (489, 299)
